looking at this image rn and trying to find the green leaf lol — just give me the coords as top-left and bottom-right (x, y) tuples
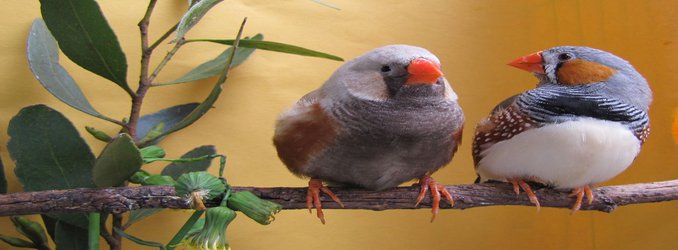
(185, 218), (205, 238)
(114, 227), (166, 250)
(161, 145), (216, 179)
(142, 19), (248, 146)
(45, 214), (89, 230)
(173, 0), (224, 43)
(140, 145), (166, 159)
(142, 175), (177, 186)
(126, 209), (163, 228)
(139, 122), (165, 144)
(10, 216), (49, 248)
(160, 34), (263, 85)
(39, 0), (131, 94)
(39, 215), (89, 247)
(167, 210), (204, 250)
(54, 221), (88, 250)
(27, 19), (119, 124)
(8, 104), (96, 192)
(0, 235), (36, 248)
(93, 134), (143, 187)
(0, 154), (6, 194)
(8, 105), (93, 230)
(187, 38), (343, 61)
(40, 215), (57, 242)
(129, 170), (151, 184)
(135, 103), (200, 144)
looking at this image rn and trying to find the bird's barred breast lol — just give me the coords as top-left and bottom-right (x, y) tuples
(476, 118), (641, 189)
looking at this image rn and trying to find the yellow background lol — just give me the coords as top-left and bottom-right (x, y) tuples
(1, 1), (677, 249)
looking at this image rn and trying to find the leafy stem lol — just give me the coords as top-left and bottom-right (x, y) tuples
(88, 212), (100, 250)
(149, 39), (186, 83)
(127, 0), (159, 139)
(166, 210), (204, 250)
(149, 23), (179, 52)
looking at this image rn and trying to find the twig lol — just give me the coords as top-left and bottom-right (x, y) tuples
(99, 213), (117, 248)
(0, 180), (676, 216)
(148, 39), (185, 83)
(148, 23), (179, 51)
(111, 214), (123, 250)
(126, 0), (159, 139)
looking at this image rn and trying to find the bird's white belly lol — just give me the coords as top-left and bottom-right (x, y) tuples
(477, 119), (640, 189)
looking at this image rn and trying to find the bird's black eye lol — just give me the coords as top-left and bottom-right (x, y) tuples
(380, 65), (391, 73)
(558, 53), (572, 61)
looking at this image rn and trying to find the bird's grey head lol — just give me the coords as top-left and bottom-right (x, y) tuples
(510, 46), (652, 110)
(323, 45), (457, 102)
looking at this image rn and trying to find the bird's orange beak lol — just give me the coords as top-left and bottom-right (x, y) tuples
(406, 58), (443, 85)
(508, 51), (545, 74)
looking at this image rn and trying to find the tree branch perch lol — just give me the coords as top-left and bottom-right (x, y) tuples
(1, 180), (676, 217)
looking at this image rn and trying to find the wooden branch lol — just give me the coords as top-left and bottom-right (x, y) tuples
(0, 180), (676, 216)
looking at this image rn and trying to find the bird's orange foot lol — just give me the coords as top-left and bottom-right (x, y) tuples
(568, 185), (593, 214)
(509, 178), (541, 211)
(307, 179), (344, 224)
(414, 175), (454, 222)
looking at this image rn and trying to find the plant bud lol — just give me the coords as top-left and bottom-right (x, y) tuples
(227, 191), (282, 225)
(0, 235), (36, 248)
(85, 126), (112, 142)
(175, 172), (226, 210)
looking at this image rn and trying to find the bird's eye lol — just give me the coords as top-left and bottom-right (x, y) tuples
(558, 53), (572, 61)
(380, 65), (391, 73)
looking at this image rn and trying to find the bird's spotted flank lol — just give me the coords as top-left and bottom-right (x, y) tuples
(472, 104), (539, 166)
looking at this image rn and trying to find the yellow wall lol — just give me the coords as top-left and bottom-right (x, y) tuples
(1, 1), (677, 249)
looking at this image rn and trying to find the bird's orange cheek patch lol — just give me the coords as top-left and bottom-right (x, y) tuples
(556, 59), (617, 85)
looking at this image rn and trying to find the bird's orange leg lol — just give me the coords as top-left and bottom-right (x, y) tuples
(508, 178), (541, 211)
(307, 179), (344, 224)
(568, 185), (594, 214)
(414, 175), (454, 222)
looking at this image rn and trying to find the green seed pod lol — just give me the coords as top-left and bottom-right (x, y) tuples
(85, 126), (112, 142)
(9, 216), (48, 248)
(186, 206), (236, 250)
(227, 191), (282, 225)
(143, 175), (177, 186)
(129, 170), (151, 184)
(0, 235), (36, 248)
(175, 172), (226, 210)
(140, 145), (166, 159)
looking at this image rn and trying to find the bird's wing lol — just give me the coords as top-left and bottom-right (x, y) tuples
(471, 94), (539, 167)
(273, 90), (339, 176)
(450, 102), (465, 156)
(518, 86), (650, 143)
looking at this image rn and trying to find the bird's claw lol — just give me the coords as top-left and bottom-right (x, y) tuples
(414, 176), (454, 222)
(509, 178), (541, 211)
(568, 185), (594, 214)
(307, 179), (344, 224)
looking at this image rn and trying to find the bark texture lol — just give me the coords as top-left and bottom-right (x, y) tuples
(1, 180), (676, 216)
